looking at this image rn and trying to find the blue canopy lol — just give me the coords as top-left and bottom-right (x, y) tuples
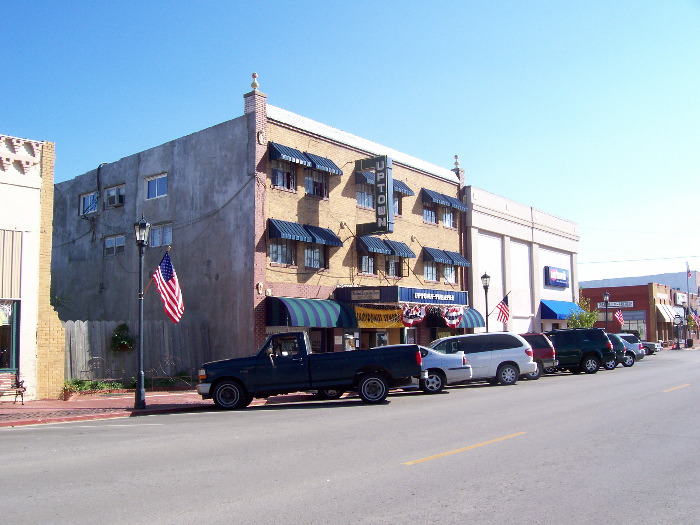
(540, 300), (584, 320)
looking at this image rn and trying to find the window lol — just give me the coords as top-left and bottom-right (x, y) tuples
(424, 260), (437, 281)
(423, 203), (437, 224)
(304, 244), (327, 269)
(359, 254), (375, 274)
(105, 185), (125, 208)
(270, 238), (296, 265)
(104, 235), (125, 256)
(356, 183), (374, 209)
(150, 223), (173, 247)
(305, 170), (329, 198)
(393, 193), (403, 216)
(443, 207), (455, 228)
(444, 264), (456, 283)
(0, 300), (18, 371)
(271, 160), (296, 191)
(386, 255), (404, 277)
(80, 191), (98, 215)
(147, 174), (167, 199)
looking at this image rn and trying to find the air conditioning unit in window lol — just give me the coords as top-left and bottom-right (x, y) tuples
(107, 194), (125, 207)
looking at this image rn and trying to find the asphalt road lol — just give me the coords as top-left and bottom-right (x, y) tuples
(3, 350), (698, 524)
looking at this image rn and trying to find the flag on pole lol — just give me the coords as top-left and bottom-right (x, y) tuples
(496, 296), (510, 323)
(614, 310), (624, 325)
(687, 262), (692, 279)
(691, 308), (700, 327)
(154, 252), (184, 323)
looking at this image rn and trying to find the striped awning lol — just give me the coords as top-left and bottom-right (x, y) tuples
(421, 188), (467, 211)
(444, 250), (470, 267)
(304, 152), (343, 175)
(655, 304), (674, 323)
(393, 179), (415, 196)
(358, 235), (392, 254)
(458, 308), (486, 328)
(305, 225), (343, 247)
(355, 171), (375, 184)
(422, 247), (452, 265)
(385, 239), (416, 258)
(268, 142), (312, 167)
(268, 219), (313, 242)
(267, 297), (357, 328)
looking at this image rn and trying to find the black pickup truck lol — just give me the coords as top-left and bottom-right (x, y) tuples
(197, 332), (426, 409)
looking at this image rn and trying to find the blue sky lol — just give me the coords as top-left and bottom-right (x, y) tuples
(4, 1), (699, 281)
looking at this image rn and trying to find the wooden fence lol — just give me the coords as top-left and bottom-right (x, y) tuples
(64, 320), (211, 385)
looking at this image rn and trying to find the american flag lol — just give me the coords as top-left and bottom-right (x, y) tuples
(691, 308), (700, 327)
(154, 252), (184, 323)
(614, 310), (624, 325)
(496, 296), (510, 323)
(687, 262), (692, 279)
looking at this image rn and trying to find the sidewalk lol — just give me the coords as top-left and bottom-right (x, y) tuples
(0, 389), (318, 428)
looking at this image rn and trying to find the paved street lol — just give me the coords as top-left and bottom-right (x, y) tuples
(3, 350), (698, 524)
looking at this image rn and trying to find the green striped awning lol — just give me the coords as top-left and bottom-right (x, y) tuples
(267, 297), (357, 328)
(458, 308), (485, 328)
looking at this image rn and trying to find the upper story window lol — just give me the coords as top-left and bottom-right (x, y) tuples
(146, 174), (168, 199)
(423, 203), (437, 224)
(393, 193), (403, 216)
(443, 207), (455, 228)
(104, 234), (125, 256)
(270, 238), (296, 266)
(305, 170), (329, 198)
(359, 253), (376, 275)
(356, 183), (374, 209)
(150, 223), (173, 248)
(80, 191), (98, 215)
(105, 185), (125, 208)
(444, 264), (456, 283)
(271, 160), (296, 191)
(386, 255), (406, 277)
(424, 260), (438, 281)
(304, 244), (328, 269)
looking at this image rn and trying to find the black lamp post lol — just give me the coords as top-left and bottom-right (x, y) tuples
(603, 291), (610, 332)
(134, 216), (151, 410)
(481, 273), (490, 332)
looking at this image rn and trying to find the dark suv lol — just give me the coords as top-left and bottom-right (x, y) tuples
(544, 328), (615, 374)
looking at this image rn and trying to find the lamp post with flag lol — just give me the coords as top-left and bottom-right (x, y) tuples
(134, 216), (151, 410)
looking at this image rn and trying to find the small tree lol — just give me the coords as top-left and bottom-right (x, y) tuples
(566, 292), (598, 328)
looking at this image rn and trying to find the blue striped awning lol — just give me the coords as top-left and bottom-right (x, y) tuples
(458, 308), (485, 328)
(444, 250), (470, 267)
(422, 247), (452, 265)
(421, 188), (467, 211)
(355, 171), (375, 184)
(268, 142), (312, 167)
(358, 235), (392, 254)
(304, 152), (343, 175)
(393, 179), (415, 196)
(384, 239), (416, 258)
(268, 219), (313, 242)
(305, 225), (343, 247)
(268, 297), (357, 328)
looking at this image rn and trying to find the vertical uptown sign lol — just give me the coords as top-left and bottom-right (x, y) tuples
(355, 155), (394, 234)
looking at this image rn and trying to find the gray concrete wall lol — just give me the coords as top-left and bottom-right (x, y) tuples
(52, 116), (255, 360)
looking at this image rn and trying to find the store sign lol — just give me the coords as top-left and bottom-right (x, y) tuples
(355, 306), (404, 328)
(544, 266), (569, 288)
(350, 289), (381, 302)
(675, 292), (688, 306)
(596, 301), (634, 309)
(399, 287), (467, 305)
(355, 155), (394, 234)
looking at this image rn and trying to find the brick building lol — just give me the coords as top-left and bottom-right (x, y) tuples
(1, 134), (64, 400)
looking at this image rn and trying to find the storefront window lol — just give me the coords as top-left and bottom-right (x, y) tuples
(0, 301), (18, 370)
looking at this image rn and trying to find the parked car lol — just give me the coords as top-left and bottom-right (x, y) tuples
(641, 340), (662, 355)
(544, 328), (615, 374)
(416, 346), (473, 393)
(429, 333), (537, 385)
(519, 333), (557, 379)
(605, 333), (627, 368)
(617, 333), (645, 365)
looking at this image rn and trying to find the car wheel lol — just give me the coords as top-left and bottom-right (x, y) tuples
(316, 388), (344, 400)
(357, 374), (389, 403)
(523, 361), (543, 380)
(420, 369), (446, 394)
(581, 355), (600, 374)
(212, 380), (248, 409)
(623, 352), (635, 367)
(603, 358), (617, 370)
(496, 363), (519, 385)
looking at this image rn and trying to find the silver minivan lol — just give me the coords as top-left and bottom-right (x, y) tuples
(429, 332), (537, 385)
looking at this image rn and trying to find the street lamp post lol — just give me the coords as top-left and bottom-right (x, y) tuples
(603, 291), (610, 332)
(134, 216), (151, 410)
(481, 273), (490, 332)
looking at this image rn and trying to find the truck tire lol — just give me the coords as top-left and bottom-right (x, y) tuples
(420, 369), (446, 394)
(316, 388), (344, 400)
(212, 380), (249, 409)
(357, 373), (389, 403)
(581, 355), (600, 374)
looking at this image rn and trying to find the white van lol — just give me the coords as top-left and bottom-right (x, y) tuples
(429, 333), (537, 385)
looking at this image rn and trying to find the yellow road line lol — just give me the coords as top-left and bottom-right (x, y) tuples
(663, 384), (690, 393)
(403, 432), (526, 465)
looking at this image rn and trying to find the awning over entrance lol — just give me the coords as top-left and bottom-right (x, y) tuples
(267, 297), (357, 328)
(268, 142), (313, 167)
(385, 239), (416, 258)
(655, 304), (674, 322)
(458, 308), (485, 328)
(358, 235), (392, 254)
(422, 247), (452, 265)
(540, 300), (584, 320)
(304, 152), (343, 175)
